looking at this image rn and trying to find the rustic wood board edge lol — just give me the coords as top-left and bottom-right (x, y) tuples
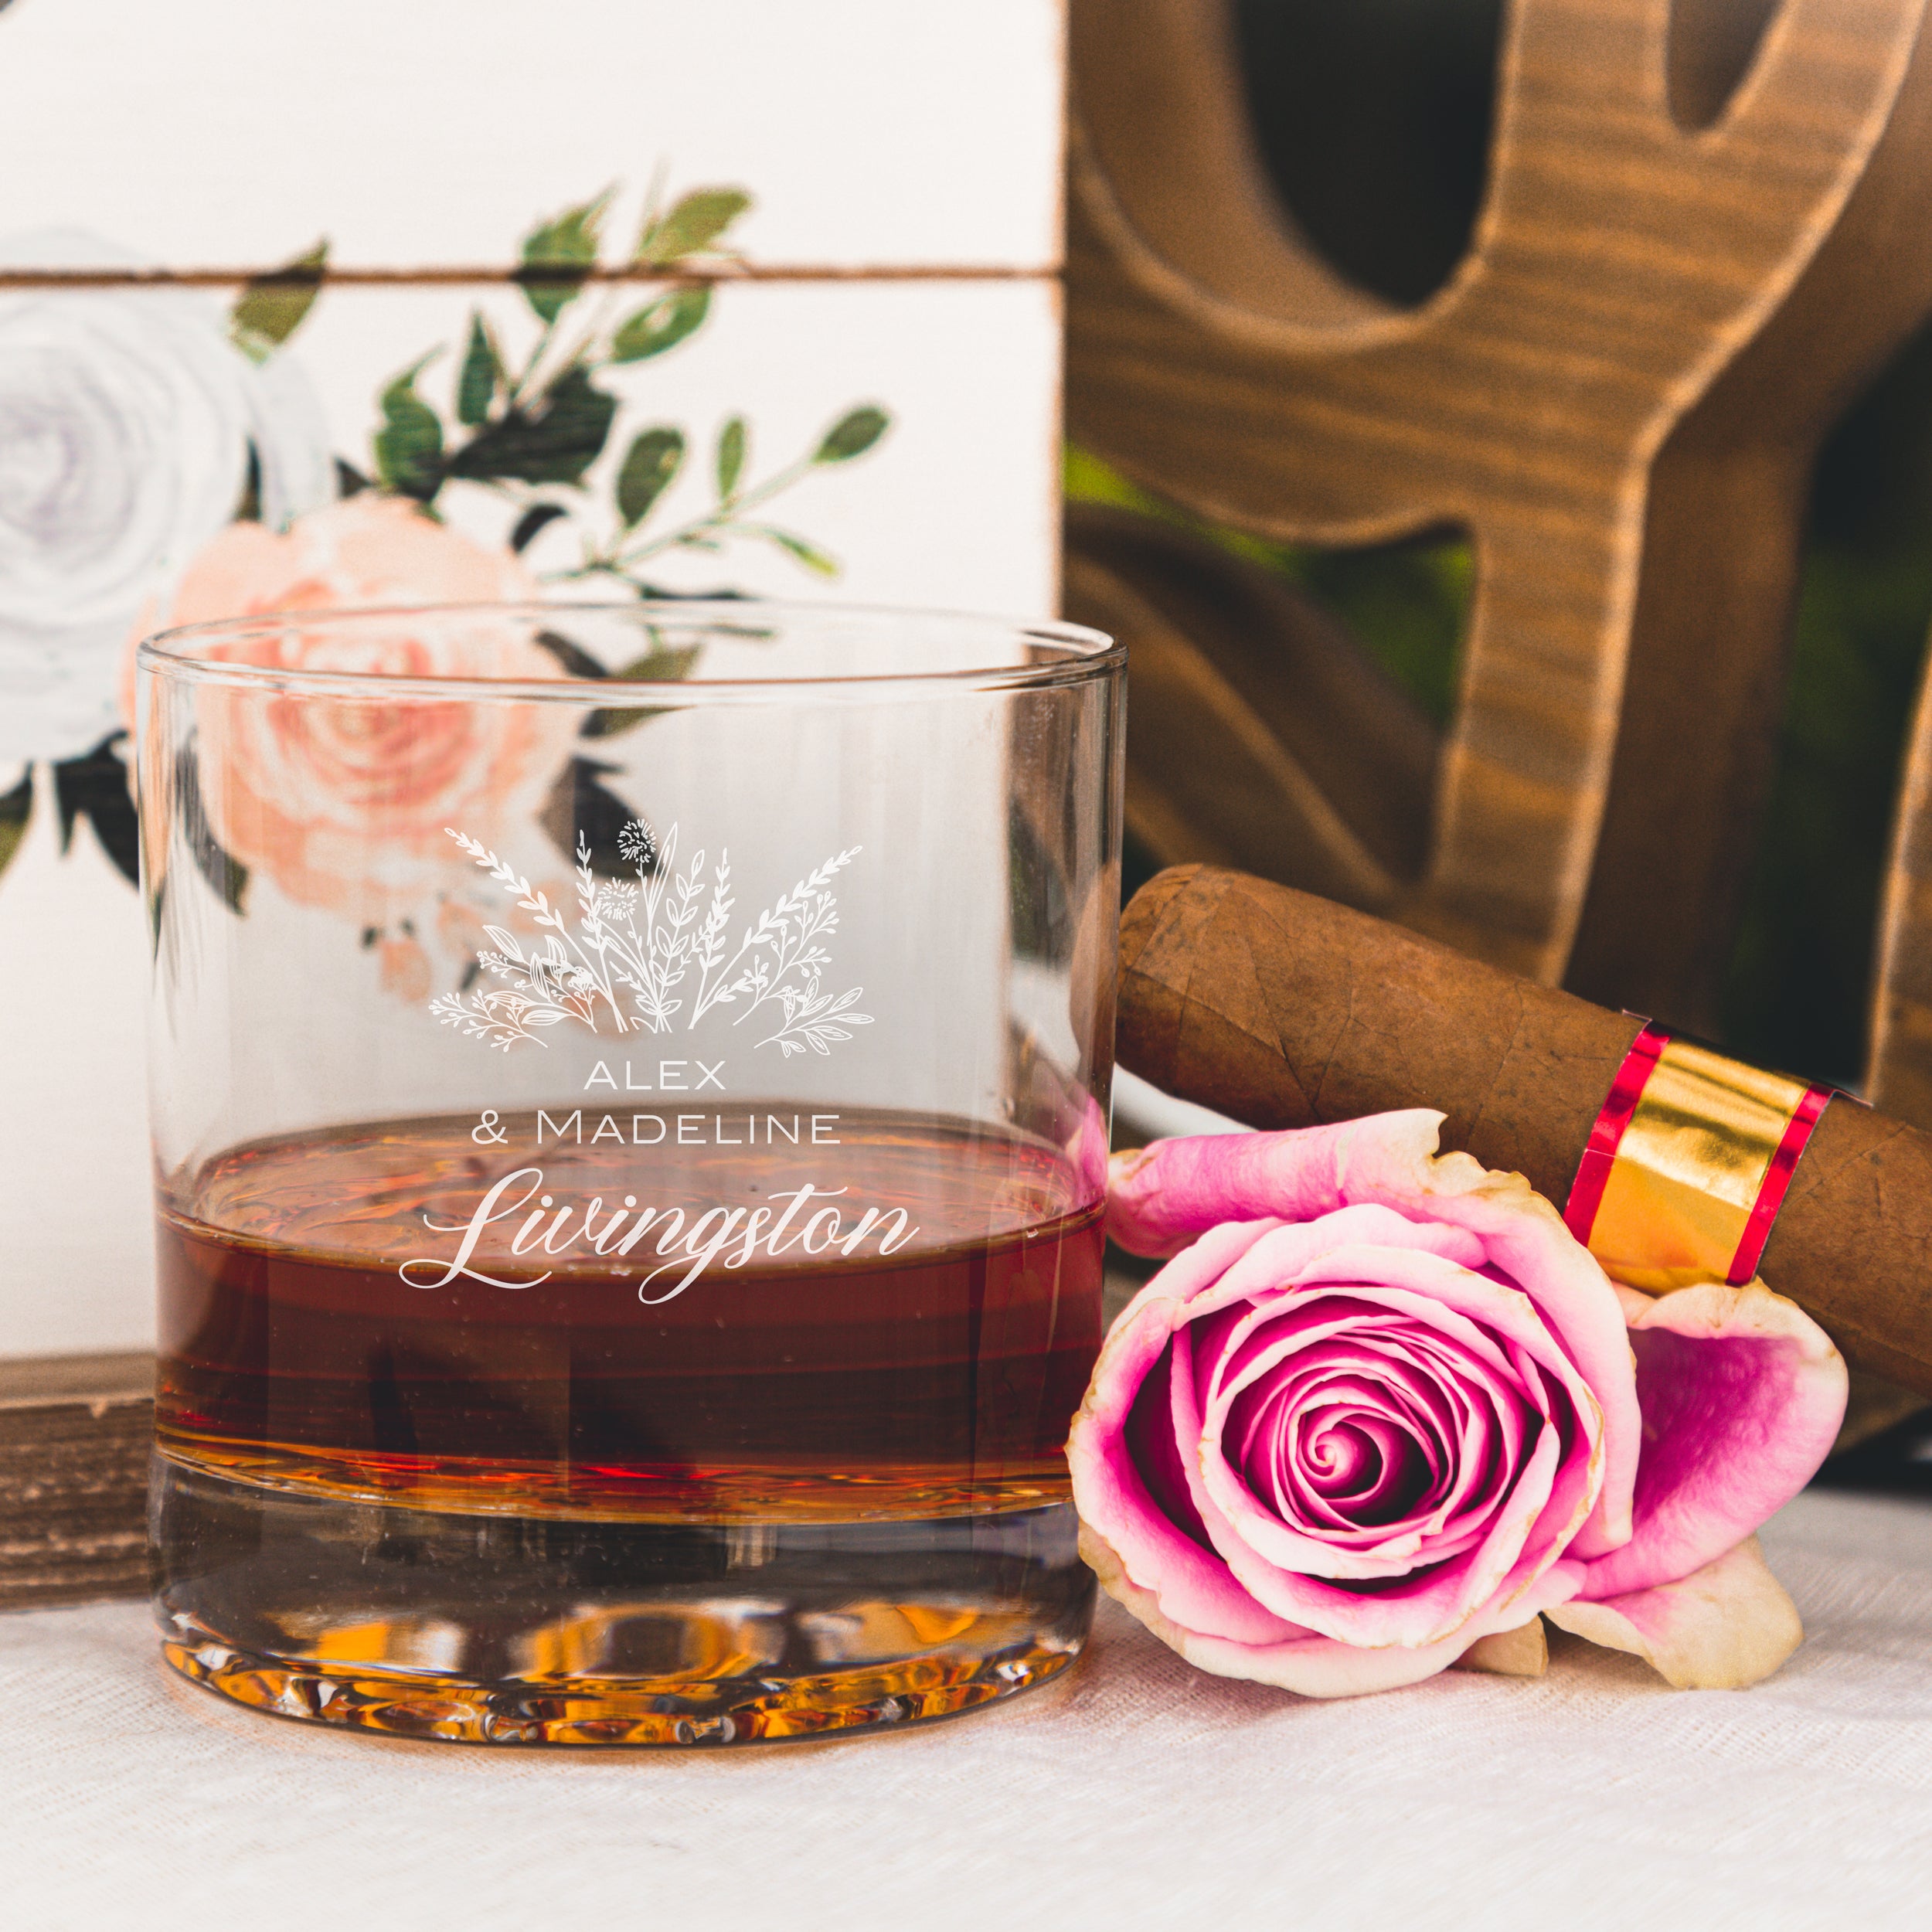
(0, 1351), (153, 1611)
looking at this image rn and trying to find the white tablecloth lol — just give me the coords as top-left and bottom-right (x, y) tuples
(8, 1488), (1932, 1931)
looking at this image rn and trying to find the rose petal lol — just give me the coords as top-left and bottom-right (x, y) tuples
(1573, 1283), (1847, 1601)
(1082, 1522), (1471, 1698)
(1066, 1228), (1311, 1645)
(1547, 1536), (1803, 1689)
(1174, 1298), (1583, 1648)
(1106, 1116), (1641, 1560)
(1293, 1242), (1610, 1515)
(1124, 1337), (1213, 1546)
(1207, 1306), (1518, 1563)
(1190, 1250), (1605, 1597)
(1114, 1216), (1285, 1320)
(1114, 1199), (1485, 1335)
(1199, 1308), (1519, 1572)
(1107, 1112), (1452, 1258)
(1454, 1619), (1548, 1678)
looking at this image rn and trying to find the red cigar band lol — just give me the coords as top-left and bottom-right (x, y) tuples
(1562, 1022), (1670, 1251)
(1727, 1083), (1834, 1285)
(1563, 1021), (1837, 1290)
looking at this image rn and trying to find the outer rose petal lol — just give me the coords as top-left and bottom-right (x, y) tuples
(1066, 1208), (1511, 1645)
(1081, 1523), (1471, 1698)
(1454, 1620), (1548, 1678)
(1066, 1222), (1308, 1645)
(1107, 1115), (1641, 1560)
(1106, 1114), (1457, 1258)
(1106, 1198), (1480, 1338)
(1574, 1282), (1847, 1602)
(1547, 1536), (1803, 1689)
(1172, 1250), (1603, 1643)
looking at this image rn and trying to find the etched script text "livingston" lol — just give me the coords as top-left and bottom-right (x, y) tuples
(399, 1172), (917, 1302)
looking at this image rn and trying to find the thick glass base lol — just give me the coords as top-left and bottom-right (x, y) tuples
(151, 1458), (1094, 1746)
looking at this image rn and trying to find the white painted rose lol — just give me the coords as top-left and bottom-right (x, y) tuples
(0, 230), (332, 766)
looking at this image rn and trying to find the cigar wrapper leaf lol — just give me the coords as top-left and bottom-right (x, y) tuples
(1117, 865), (1932, 1398)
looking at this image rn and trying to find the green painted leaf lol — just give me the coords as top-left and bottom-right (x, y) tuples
(532, 629), (608, 679)
(616, 427), (685, 527)
(614, 644), (701, 682)
(373, 353), (444, 501)
(175, 747), (247, 910)
(0, 766), (30, 883)
(520, 271), (590, 326)
(716, 416), (747, 502)
(611, 286), (710, 363)
(636, 187), (751, 264)
(230, 242), (328, 362)
(455, 313), (502, 427)
(53, 736), (140, 884)
(444, 367), (615, 488)
(525, 190), (612, 264)
(233, 442), (263, 523)
(750, 525), (839, 577)
(509, 503), (568, 553)
(813, 404), (890, 464)
(520, 187), (613, 322)
(539, 755), (639, 875)
(581, 644), (702, 739)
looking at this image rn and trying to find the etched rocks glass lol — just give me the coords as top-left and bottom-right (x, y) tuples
(139, 600), (1123, 1744)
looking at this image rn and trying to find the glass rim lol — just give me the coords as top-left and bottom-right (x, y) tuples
(134, 597), (1124, 703)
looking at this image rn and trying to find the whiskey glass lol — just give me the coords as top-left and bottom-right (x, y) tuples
(138, 600), (1123, 1744)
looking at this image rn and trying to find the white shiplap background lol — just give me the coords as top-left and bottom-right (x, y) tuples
(0, 0), (1066, 1355)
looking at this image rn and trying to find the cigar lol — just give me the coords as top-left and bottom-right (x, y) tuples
(1118, 864), (1932, 1396)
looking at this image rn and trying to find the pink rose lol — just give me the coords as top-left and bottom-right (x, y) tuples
(376, 934), (433, 1004)
(1073, 1111), (1847, 1696)
(136, 498), (575, 922)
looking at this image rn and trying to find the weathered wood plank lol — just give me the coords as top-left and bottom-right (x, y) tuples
(0, 1353), (151, 1609)
(0, 0), (1065, 275)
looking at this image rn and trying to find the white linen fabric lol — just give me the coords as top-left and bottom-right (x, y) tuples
(5, 1488), (1932, 1931)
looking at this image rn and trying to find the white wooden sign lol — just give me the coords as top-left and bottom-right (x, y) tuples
(0, 0), (1063, 273)
(0, 0), (1066, 1355)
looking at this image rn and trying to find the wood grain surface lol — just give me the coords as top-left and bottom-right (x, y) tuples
(1570, 0), (1932, 1033)
(1066, 0), (1932, 991)
(1864, 587), (1932, 1141)
(0, 1353), (151, 1608)
(1064, 502), (1436, 908)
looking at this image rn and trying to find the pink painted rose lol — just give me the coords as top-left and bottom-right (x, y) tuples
(1073, 1112), (1847, 1696)
(376, 933), (433, 1004)
(135, 497), (574, 922)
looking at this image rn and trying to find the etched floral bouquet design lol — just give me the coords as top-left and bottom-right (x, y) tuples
(431, 818), (872, 1057)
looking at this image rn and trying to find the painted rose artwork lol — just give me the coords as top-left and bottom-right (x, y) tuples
(0, 231), (333, 776)
(160, 501), (577, 933)
(0, 186), (890, 992)
(1077, 1114), (1847, 1697)
(0, 230), (335, 884)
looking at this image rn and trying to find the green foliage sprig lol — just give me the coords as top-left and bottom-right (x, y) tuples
(563, 402), (889, 587)
(229, 242), (328, 364)
(366, 184), (890, 587)
(197, 183), (900, 903)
